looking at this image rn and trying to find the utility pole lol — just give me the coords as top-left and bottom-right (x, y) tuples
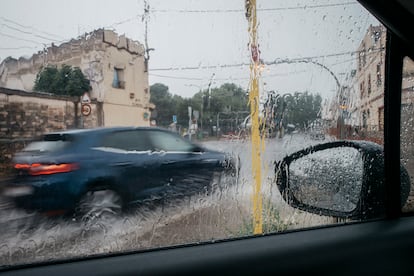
(188, 106), (192, 141)
(246, 0), (263, 235)
(207, 73), (215, 108)
(143, 0), (154, 70)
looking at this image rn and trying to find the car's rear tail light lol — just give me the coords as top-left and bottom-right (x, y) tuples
(14, 164), (31, 169)
(14, 163), (79, 175)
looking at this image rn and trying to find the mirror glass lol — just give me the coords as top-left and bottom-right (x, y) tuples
(289, 147), (363, 212)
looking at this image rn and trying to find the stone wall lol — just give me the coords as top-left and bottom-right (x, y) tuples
(0, 87), (100, 176)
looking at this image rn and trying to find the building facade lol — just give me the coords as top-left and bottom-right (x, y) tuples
(353, 25), (386, 133)
(327, 24), (414, 143)
(0, 29), (153, 127)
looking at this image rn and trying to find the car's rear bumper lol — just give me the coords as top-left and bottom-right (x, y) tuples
(2, 174), (82, 212)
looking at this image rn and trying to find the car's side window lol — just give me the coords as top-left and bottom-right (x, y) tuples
(148, 130), (194, 152)
(100, 131), (152, 151)
(401, 57), (414, 212)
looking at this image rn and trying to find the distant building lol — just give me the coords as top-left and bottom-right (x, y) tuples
(402, 58), (414, 106)
(352, 25), (386, 133)
(321, 25), (386, 141)
(0, 29), (154, 127)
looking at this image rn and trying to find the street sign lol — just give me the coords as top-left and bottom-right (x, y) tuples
(193, 110), (199, 120)
(81, 92), (91, 104)
(188, 106), (192, 118)
(81, 104), (91, 116)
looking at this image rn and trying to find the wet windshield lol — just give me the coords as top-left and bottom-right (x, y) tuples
(0, 0), (396, 268)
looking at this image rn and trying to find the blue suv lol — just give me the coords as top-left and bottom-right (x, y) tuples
(3, 127), (237, 217)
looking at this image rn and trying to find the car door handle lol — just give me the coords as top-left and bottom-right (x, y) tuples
(162, 161), (177, 165)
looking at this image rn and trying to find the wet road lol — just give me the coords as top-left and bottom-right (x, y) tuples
(0, 133), (335, 267)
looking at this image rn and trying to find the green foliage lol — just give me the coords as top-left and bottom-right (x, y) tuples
(283, 92), (322, 129)
(193, 83), (249, 115)
(234, 199), (292, 236)
(150, 82), (249, 128)
(34, 64), (91, 97)
(191, 83), (249, 132)
(150, 83), (185, 127)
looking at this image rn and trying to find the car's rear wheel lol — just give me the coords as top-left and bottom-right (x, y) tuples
(76, 190), (123, 222)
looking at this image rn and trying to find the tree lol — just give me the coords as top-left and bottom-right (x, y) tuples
(189, 83), (249, 134)
(150, 83), (184, 127)
(34, 64), (91, 97)
(283, 92), (322, 129)
(193, 83), (249, 116)
(149, 82), (249, 131)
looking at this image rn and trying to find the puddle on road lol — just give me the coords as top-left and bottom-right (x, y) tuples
(0, 179), (251, 266)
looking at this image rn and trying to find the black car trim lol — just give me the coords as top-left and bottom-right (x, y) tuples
(383, 30), (404, 218)
(2, 217), (414, 275)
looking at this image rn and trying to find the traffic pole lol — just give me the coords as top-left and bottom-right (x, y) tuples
(245, 0), (263, 235)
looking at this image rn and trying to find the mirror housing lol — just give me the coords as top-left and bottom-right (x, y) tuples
(275, 141), (410, 220)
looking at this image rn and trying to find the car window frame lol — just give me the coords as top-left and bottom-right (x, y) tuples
(382, 30), (404, 218)
(360, 0), (414, 219)
(147, 129), (197, 153)
(99, 129), (153, 152)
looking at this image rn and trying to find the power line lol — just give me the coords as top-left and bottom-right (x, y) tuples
(257, 2), (358, 11)
(330, 57), (357, 67)
(0, 12), (147, 55)
(104, 14), (143, 29)
(150, 2), (358, 13)
(0, 16), (65, 40)
(149, 73), (204, 80)
(150, 47), (385, 72)
(1, 23), (62, 42)
(0, 31), (45, 45)
(1, 23), (32, 35)
(267, 47), (384, 63)
(148, 47), (385, 84)
(150, 69), (313, 82)
(150, 63), (247, 71)
(0, 46), (38, 50)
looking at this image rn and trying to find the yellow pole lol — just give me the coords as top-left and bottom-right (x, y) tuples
(245, 0), (263, 235)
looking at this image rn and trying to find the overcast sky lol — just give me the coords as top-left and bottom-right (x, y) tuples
(1, 0), (379, 99)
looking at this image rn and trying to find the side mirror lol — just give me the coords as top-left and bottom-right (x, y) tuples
(275, 141), (410, 219)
